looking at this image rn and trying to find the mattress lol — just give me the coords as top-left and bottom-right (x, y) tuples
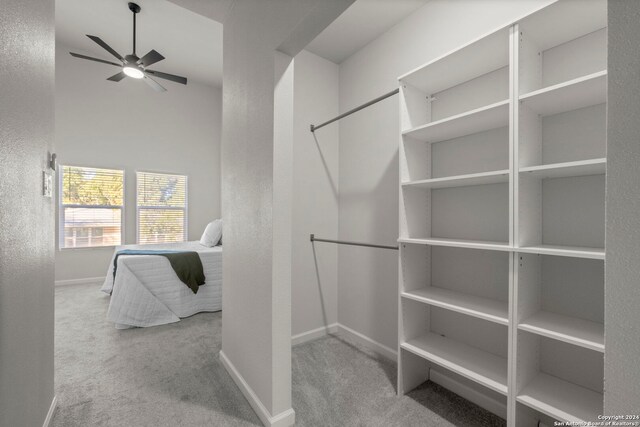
(101, 241), (222, 329)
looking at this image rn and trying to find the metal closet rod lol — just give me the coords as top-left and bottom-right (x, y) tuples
(310, 234), (398, 250)
(310, 88), (400, 133)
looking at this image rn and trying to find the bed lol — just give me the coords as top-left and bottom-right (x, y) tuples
(101, 241), (222, 329)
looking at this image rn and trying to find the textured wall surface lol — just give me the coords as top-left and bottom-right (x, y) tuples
(0, 1), (56, 426)
(54, 44), (222, 282)
(292, 50), (340, 337)
(605, 0), (640, 413)
(217, 0), (353, 421)
(337, 0), (554, 351)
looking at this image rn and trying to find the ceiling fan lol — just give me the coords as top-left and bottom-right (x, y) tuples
(69, 2), (187, 92)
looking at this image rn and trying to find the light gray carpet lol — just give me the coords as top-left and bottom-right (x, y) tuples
(54, 284), (506, 426)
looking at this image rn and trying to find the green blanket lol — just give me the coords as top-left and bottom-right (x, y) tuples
(114, 250), (206, 294)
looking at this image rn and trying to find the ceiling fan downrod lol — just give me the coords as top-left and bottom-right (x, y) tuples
(129, 2), (141, 56)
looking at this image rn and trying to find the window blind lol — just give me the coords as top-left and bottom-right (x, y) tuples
(137, 171), (188, 244)
(60, 166), (124, 248)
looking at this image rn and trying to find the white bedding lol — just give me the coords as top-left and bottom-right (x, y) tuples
(101, 241), (222, 329)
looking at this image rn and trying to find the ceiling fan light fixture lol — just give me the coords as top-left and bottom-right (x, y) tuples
(123, 65), (144, 79)
(68, 2), (187, 91)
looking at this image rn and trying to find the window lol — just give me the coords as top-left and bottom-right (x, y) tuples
(60, 166), (124, 248)
(137, 172), (187, 244)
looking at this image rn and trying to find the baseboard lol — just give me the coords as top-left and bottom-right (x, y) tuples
(291, 323), (338, 346)
(220, 351), (295, 427)
(55, 276), (105, 287)
(335, 323), (398, 362)
(43, 395), (57, 427)
(429, 369), (507, 419)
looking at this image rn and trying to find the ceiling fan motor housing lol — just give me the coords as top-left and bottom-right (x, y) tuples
(125, 54), (141, 65)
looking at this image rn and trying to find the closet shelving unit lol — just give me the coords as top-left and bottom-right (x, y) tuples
(397, 1), (607, 426)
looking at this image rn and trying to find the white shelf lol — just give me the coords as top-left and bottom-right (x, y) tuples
(402, 170), (510, 190)
(402, 332), (508, 395)
(403, 100), (509, 144)
(519, 71), (607, 117)
(519, 0), (606, 52)
(517, 244), (604, 260)
(403, 287), (508, 325)
(399, 237), (511, 252)
(399, 27), (509, 94)
(519, 311), (604, 352)
(517, 373), (603, 423)
(520, 158), (606, 180)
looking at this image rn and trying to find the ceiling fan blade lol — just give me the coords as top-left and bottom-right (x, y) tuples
(145, 70), (187, 85)
(144, 75), (167, 92)
(86, 35), (124, 62)
(70, 52), (121, 67)
(107, 72), (127, 82)
(138, 49), (165, 67)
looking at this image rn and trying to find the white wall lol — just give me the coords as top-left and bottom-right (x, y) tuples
(216, 2), (352, 425)
(54, 43), (222, 282)
(605, 0), (640, 413)
(0, 1), (55, 426)
(292, 50), (340, 339)
(337, 0), (555, 351)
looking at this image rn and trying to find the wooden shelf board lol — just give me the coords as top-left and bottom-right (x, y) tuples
(403, 287), (508, 325)
(403, 170), (510, 190)
(519, 311), (604, 352)
(402, 100), (509, 144)
(517, 244), (604, 260)
(402, 332), (508, 395)
(399, 237), (511, 252)
(517, 373), (602, 423)
(520, 158), (606, 180)
(519, 71), (607, 117)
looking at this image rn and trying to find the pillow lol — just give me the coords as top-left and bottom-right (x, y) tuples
(200, 219), (223, 247)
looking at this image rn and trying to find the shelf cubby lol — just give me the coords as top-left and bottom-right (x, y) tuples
(517, 374), (603, 424)
(515, 333), (603, 423)
(402, 333), (508, 395)
(517, 0), (606, 95)
(399, 26), (510, 132)
(519, 311), (603, 352)
(518, 101), (606, 170)
(519, 70), (606, 117)
(400, 245), (509, 325)
(402, 99), (509, 144)
(517, 173), (605, 257)
(400, 301), (509, 396)
(516, 253), (604, 351)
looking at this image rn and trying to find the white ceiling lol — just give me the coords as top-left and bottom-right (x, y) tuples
(306, 0), (430, 64)
(56, 0), (429, 88)
(55, 0), (223, 87)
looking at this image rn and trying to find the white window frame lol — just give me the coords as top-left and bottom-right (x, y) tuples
(58, 165), (125, 250)
(135, 171), (188, 244)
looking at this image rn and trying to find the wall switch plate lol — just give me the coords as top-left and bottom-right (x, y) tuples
(43, 171), (53, 198)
